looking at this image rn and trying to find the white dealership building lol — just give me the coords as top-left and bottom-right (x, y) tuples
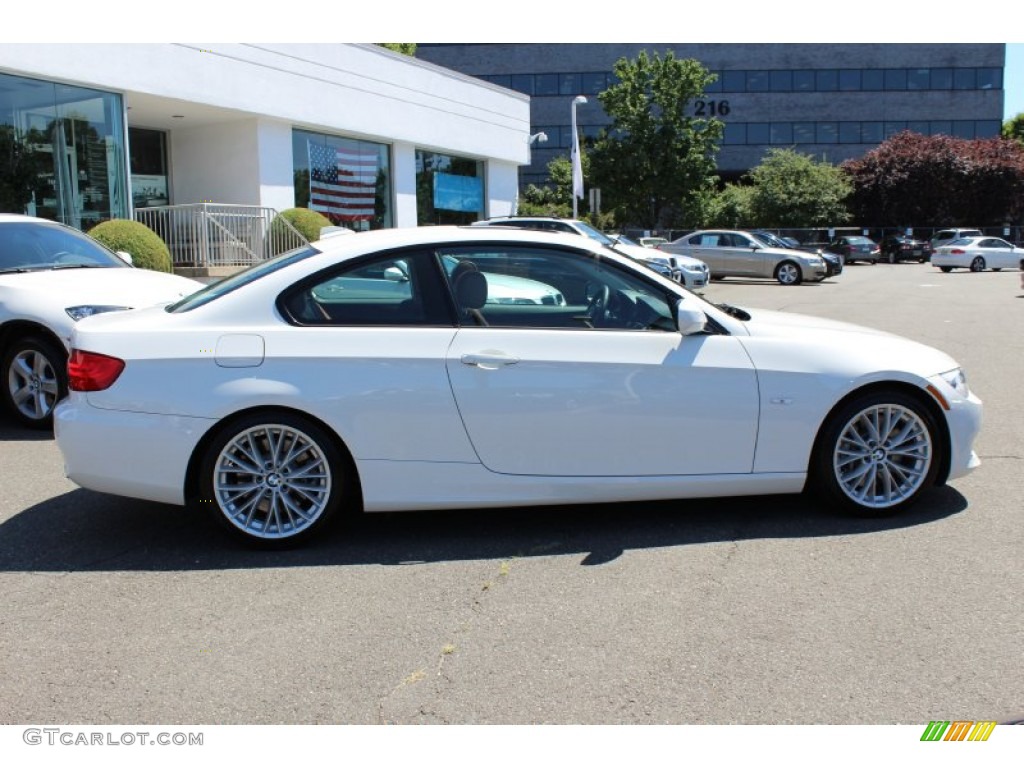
(0, 44), (529, 233)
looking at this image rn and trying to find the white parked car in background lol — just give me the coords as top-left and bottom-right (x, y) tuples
(55, 225), (982, 548)
(0, 214), (203, 428)
(930, 236), (1022, 273)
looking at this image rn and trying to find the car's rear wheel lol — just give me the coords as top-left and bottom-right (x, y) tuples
(1, 335), (67, 430)
(888, 251), (897, 264)
(939, 266), (953, 273)
(197, 412), (349, 547)
(970, 256), (986, 272)
(775, 261), (802, 285)
(812, 390), (940, 517)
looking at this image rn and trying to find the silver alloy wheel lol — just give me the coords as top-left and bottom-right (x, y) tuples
(970, 256), (985, 272)
(212, 423), (333, 540)
(776, 262), (800, 285)
(7, 348), (59, 421)
(832, 404), (933, 509)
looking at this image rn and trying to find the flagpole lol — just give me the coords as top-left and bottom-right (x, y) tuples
(571, 95), (587, 219)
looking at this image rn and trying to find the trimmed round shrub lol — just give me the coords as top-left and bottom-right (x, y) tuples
(272, 207), (334, 243)
(88, 219), (173, 273)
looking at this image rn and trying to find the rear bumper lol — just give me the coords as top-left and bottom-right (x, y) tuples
(55, 395), (212, 506)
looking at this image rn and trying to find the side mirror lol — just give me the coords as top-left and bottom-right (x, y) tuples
(675, 304), (707, 336)
(115, 250), (133, 265)
(383, 265), (409, 282)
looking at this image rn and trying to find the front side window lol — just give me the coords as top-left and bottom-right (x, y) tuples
(436, 245), (676, 331)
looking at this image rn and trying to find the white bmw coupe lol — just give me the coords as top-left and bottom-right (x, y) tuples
(55, 226), (982, 547)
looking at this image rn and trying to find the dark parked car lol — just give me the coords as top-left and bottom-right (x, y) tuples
(827, 235), (880, 264)
(880, 235), (930, 263)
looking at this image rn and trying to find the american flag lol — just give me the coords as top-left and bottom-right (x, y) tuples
(307, 142), (378, 222)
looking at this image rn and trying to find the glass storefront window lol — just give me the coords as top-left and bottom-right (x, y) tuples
(907, 69), (930, 90)
(292, 129), (392, 231)
(0, 72), (127, 228)
(416, 150), (484, 226)
(129, 127), (169, 209)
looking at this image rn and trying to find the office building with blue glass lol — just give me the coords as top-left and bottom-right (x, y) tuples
(417, 43), (1005, 187)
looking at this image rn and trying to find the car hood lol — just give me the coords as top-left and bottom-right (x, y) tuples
(736, 307), (959, 376)
(0, 267), (203, 308)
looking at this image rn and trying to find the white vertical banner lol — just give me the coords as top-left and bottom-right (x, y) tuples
(571, 106), (583, 202)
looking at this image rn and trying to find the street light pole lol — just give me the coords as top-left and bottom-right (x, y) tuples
(571, 95), (587, 219)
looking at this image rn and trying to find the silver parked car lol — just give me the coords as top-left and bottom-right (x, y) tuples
(659, 229), (828, 285)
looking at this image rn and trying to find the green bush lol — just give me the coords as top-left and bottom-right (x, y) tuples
(88, 219), (172, 273)
(272, 207), (334, 243)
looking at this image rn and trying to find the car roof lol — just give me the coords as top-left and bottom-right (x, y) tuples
(307, 225), (607, 263)
(0, 213), (66, 225)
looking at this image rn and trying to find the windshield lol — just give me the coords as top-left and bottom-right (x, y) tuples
(572, 220), (615, 246)
(166, 246), (320, 312)
(751, 231), (786, 248)
(0, 221), (129, 273)
(845, 236), (873, 244)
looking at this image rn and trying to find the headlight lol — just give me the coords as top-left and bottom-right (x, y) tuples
(65, 305), (132, 321)
(940, 368), (969, 398)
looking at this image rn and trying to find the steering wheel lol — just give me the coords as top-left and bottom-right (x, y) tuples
(586, 284), (611, 327)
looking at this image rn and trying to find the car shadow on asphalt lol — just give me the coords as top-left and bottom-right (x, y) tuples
(0, 485), (969, 573)
(0, 421), (54, 442)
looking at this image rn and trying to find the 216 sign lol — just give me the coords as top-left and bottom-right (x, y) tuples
(693, 100), (731, 117)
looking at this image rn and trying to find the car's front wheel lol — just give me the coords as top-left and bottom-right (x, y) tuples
(775, 261), (802, 285)
(197, 412), (350, 547)
(1, 335), (67, 430)
(812, 390), (940, 517)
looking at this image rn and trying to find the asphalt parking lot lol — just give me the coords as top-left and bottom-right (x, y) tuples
(1, 260), (1021, 725)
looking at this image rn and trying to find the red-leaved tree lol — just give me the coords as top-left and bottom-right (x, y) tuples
(842, 132), (1024, 226)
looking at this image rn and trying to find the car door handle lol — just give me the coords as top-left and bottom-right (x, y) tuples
(461, 352), (520, 369)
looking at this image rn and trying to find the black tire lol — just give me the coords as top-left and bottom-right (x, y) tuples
(939, 266), (953, 273)
(196, 411), (351, 548)
(1, 335), (67, 430)
(775, 260), (802, 285)
(970, 256), (985, 272)
(888, 251), (897, 264)
(811, 390), (941, 518)
(992, 268), (1002, 272)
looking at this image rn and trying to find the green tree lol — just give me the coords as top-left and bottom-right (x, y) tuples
(745, 149), (852, 228)
(1003, 113), (1024, 146)
(589, 50), (722, 230)
(377, 44), (417, 56)
(702, 182), (754, 228)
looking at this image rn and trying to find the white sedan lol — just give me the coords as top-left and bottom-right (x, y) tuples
(0, 214), (203, 428)
(931, 236), (1022, 272)
(55, 226), (982, 547)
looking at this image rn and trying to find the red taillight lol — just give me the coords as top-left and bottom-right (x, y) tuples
(950, 248), (966, 255)
(68, 349), (125, 391)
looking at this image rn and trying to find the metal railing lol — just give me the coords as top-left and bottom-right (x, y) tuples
(134, 204), (308, 268)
